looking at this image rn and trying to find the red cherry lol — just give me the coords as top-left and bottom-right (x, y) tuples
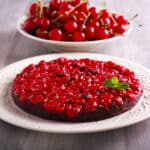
(115, 25), (127, 34)
(43, 7), (52, 18)
(95, 28), (109, 40)
(51, 11), (58, 20)
(29, 3), (40, 17)
(33, 17), (41, 28)
(40, 18), (51, 30)
(84, 26), (95, 40)
(89, 19), (100, 30)
(49, 28), (63, 41)
(73, 32), (86, 41)
(64, 20), (78, 33)
(57, 10), (70, 22)
(63, 33), (72, 41)
(77, 2), (88, 13)
(113, 13), (119, 20)
(109, 19), (117, 29)
(116, 15), (128, 25)
(101, 17), (111, 27)
(70, 0), (81, 6)
(100, 9), (110, 18)
(78, 22), (86, 31)
(49, 0), (63, 10)
(76, 11), (86, 22)
(36, 29), (48, 39)
(22, 18), (35, 32)
(108, 30), (115, 38)
(89, 7), (99, 19)
(60, 2), (72, 10)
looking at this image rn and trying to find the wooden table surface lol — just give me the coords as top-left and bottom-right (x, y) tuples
(0, 0), (150, 150)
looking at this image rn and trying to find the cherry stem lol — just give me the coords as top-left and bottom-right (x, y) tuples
(110, 14), (118, 26)
(101, 0), (107, 9)
(38, 0), (44, 18)
(100, 18), (105, 26)
(52, 15), (63, 23)
(81, 12), (91, 31)
(128, 14), (142, 27)
(129, 14), (138, 20)
(69, 1), (88, 14)
(133, 20), (142, 27)
(83, 12), (91, 25)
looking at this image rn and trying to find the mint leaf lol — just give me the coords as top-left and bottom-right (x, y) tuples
(111, 76), (119, 85)
(104, 76), (129, 90)
(118, 82), (129, 90)
(104, 79), (112, 88)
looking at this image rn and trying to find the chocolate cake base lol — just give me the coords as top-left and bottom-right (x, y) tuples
(12, 92), (139, 122)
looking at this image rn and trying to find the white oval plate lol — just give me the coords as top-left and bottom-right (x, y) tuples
(0, 53), (150, 134)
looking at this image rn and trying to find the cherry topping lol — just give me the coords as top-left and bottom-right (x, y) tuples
(12, 58), (143, 122)
(31, 95), (44, 104)
(66, 104), (81, 118)
(56, 103), (66, 112)
(44, 100), (56, 111)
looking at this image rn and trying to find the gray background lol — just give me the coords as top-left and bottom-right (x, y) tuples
(0, 0), (150, 150)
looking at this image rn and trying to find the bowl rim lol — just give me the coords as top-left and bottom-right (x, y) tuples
(17, 15), (133, 45)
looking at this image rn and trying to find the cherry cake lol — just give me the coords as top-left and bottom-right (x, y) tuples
(11, 58), (143, 122)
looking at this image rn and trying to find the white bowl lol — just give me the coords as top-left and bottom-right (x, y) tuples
(17, 16), (132, 52)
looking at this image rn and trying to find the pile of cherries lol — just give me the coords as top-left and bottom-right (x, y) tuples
(22, 0), (129, 41)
